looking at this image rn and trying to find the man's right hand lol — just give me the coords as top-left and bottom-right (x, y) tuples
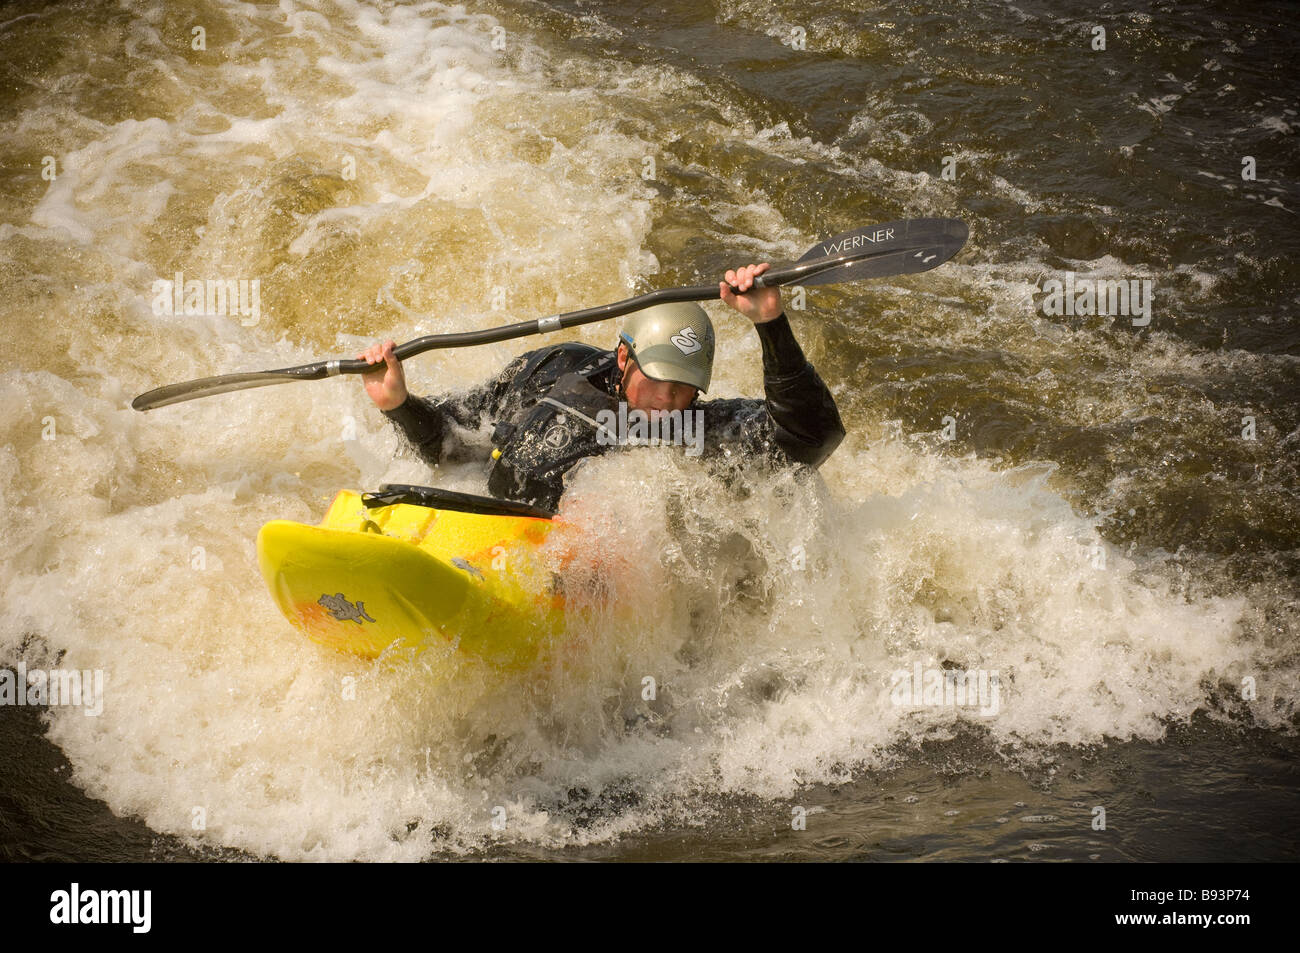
(357, 339), (408, 411)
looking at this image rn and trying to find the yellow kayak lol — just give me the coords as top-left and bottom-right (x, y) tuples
(256, 485), (572, 668)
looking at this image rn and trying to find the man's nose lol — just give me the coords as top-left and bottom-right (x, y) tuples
(645, 382), (674, 404)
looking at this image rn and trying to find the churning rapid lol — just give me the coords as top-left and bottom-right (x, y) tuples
(1, 0), (1296, 861)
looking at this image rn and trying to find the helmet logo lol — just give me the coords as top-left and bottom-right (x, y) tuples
(670, 327), (702, 355)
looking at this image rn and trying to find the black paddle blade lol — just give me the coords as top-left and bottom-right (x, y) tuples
(131, 365), (331, 411)
(794, 217), (968, 286)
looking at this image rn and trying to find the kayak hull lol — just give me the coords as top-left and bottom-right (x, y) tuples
(257, 490), (564, 667)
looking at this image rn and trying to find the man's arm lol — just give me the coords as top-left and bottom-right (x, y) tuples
(719, 264), (846, 468)
(358, 339), (526, 467)
(752, 313), (846, 467)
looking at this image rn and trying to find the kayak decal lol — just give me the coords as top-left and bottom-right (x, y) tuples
(318, 593), (376, 624)
(451, 558), (485, 581)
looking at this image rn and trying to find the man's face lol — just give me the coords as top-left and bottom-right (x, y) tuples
(616, 344), (698, 413)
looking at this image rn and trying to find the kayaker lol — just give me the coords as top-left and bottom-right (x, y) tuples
(358, 263), (845, 511)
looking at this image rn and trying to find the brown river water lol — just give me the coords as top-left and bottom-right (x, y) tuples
(1, 0), (1297, 861)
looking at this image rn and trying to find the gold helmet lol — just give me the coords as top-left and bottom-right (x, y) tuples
(618, 302), (715, 392)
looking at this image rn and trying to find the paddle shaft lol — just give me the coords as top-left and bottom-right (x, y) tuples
(131, 217), (968, 410)
(349, 249), (876, 373)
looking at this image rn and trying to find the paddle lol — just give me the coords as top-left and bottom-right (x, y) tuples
(131, 217), (967, 410)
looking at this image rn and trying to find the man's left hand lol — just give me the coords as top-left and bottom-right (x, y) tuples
(721, 262), (783, 324)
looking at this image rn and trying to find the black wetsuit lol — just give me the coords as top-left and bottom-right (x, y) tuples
(382, 313), (845, 511)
